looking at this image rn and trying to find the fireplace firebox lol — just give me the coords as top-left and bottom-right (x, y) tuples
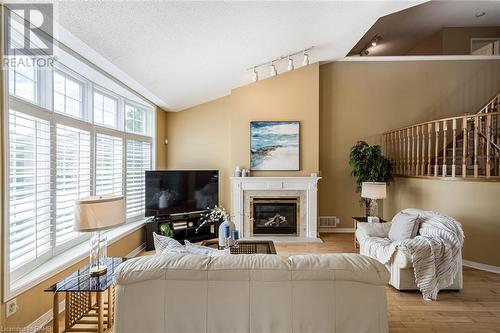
(250, 197), (298, 235)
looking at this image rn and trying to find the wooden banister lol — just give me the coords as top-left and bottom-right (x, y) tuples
(384, 111), (500, 180)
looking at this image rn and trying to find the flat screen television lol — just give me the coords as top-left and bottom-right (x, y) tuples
(145, 170), (219, 217)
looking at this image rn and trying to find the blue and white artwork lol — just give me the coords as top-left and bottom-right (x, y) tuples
(250, 121), (300, 171)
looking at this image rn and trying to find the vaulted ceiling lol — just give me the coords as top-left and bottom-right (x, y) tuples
(349, 0), (500, 56)
(54, 1), (422, 111)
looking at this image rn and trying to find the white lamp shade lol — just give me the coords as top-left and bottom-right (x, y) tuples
(361, 182), (387, 199)
(74, 195), (125, 232)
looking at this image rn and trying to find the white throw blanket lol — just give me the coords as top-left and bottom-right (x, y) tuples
(360, 211), (464, 300)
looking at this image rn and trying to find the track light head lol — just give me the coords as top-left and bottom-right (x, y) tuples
(270, 63), (277, 77)
(287, 56), (294, 71)
(371, 40), (377, 47)
(302, 51), (309, 66)
(252, 67), (259, 82)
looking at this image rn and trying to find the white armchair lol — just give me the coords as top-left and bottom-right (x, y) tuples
(355, 217), (463, 291)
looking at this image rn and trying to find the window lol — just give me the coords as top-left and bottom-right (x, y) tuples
(4, 9), (154, 297)
(125, 104), (147, 134)
(126, 140), (151, 218)
(54, 71), (84, 119)
(8, 110), (51, 274)
(94, 90), (118, 128)
(96, 134), (123, 196)
(8, 57), (38, 103)
(55, 125), (91, 246)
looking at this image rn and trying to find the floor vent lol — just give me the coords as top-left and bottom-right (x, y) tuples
(318, 216), (340, 232)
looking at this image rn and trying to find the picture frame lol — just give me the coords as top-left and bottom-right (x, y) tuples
(250, 121), (300, 171)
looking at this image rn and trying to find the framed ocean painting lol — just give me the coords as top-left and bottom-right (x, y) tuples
(250, 121), (300, 171)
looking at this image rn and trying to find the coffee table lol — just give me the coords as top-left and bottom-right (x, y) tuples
(200, 239), (277, 254)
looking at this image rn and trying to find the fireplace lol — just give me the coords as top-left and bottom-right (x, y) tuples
(250, 197), (299, 235)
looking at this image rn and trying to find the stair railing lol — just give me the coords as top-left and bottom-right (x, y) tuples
(383, 111), (500, 180)
(478, 91), (500, 114)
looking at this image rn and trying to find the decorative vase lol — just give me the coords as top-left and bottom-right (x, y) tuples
(218, 218), (235, 247)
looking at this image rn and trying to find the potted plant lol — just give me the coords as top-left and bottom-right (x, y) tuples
(349, 141), (393, 216)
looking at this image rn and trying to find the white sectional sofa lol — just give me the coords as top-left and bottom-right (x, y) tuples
(113, 252), (389, 333)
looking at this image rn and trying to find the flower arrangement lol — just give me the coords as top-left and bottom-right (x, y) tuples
(201, 205), (229, 223)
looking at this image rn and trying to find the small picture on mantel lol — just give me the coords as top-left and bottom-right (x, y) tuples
(250, 121), (300, 171)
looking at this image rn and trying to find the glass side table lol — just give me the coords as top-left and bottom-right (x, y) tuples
(44, 257), (125, 333)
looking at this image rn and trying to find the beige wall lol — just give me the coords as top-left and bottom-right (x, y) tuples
(407, 27), (500, 55)
(384, 177), (500, 266)
(407, 30), (443, 55)
(165, 97), (232, 208)
(442, 27), (500, 55)
(165, 64), (320, 211)
(319, 59), (500, 229)
(230, 64), (320, 177)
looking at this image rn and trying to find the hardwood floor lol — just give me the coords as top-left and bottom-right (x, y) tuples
(283, 234), (500, 333)
(48, 233), (500, 333)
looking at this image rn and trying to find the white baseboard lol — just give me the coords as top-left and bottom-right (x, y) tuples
(26, 242), (146, 332)
(463, 260), (500, 274)
(320, 228), (354, 234)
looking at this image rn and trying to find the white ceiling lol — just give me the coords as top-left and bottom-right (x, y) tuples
(53, 1), (422, 111)
(349, 0), (500, 56)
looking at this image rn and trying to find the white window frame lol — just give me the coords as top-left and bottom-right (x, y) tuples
(3, 63), (155, 300)
(125, 101), (151, 135)
(92, 86), (121, 130)
(53, 67), (87, 121)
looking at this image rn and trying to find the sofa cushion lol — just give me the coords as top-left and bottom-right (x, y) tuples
(388, 211), (421, 241)
(288, 253), (389, 285)
(153, 232), (186, 254)
(114, 253), (210, 285)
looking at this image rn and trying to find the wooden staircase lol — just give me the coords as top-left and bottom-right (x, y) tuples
(383, 91), (500, 180)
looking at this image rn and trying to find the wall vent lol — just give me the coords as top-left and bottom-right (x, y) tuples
(318, 216), (340, 232)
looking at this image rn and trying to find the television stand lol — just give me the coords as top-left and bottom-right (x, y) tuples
(145, 212), (219, 251)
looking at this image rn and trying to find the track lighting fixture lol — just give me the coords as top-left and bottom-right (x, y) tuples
(302, 51), (309, 66)
(252, 67), (259, 82)
(360, 34), (382, 56)
(247, 46), (313, 82)
(287, 56), (294, 71)
(270, 63), (277, 76)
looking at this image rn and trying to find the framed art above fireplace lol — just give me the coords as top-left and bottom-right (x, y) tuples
(250, 121), (300, 171)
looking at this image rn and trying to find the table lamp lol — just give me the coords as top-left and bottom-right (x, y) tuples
(74, 195), (125, 276)
(361, 182), (386, 217)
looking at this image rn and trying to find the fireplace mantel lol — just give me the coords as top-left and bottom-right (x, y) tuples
(230, 176), (321, 240)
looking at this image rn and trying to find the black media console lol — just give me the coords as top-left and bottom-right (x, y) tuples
(145, 212), (219, 251)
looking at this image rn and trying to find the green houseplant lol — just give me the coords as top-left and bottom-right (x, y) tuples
(349, 141), (393, 215)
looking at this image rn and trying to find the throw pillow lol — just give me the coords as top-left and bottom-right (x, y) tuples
(184, 240), (230, 256)
(153, 232), (186, 254)
(388, 211), (421, 241)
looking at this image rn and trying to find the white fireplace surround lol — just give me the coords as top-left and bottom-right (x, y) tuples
(230, 177), (321, 240)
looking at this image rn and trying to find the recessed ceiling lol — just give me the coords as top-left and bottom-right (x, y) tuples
(349, 0), (500, 56)
(54, 1), (422, 111)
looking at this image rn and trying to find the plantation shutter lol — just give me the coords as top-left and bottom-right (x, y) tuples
(126, 140), (151, 218)
(95, 133), (123, 196)
(8, 110), (51, 271)
(55, 124), (91, 245)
